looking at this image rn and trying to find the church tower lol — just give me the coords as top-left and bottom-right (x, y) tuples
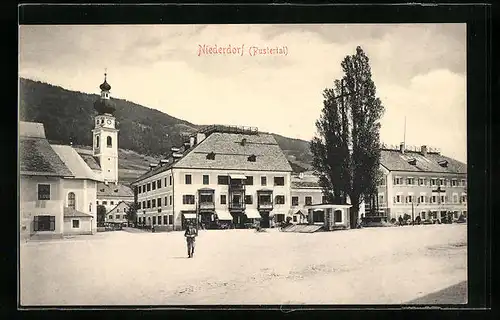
(92, 72), (119, 184)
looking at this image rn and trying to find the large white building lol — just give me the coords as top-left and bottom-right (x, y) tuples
(131, 125), (293, 230)
(19, 122), (102, 240)
(368, 143), (467, 223)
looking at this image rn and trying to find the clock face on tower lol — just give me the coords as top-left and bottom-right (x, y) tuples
(107, 119), (112, 125)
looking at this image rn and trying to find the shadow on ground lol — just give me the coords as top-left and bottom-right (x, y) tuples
(406, 281), (467, 304)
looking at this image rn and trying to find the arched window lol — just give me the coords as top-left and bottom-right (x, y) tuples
(96, 136), (100, 148)
(89, 202), (92, 212)
(68, 192), (76, 209)
(107, 136), (112, 147)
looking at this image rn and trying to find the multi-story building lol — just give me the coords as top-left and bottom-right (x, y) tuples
(372, 143), (467, 223)
(131, 125), (293, 230)
(105, 200), (132, 225)
(290, 171), (324, 224)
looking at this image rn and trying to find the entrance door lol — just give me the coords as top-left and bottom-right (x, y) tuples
(260, 212), (270, 228)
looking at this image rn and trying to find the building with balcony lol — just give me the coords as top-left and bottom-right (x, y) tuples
(131, 125), (293, 230)
(372, 143), (467, 223)
(19, 122), (103, 240)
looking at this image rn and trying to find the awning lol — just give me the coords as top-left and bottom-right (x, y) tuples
(245, 208), (261, 219)
(229, 174), (246, 180)
(215, 210), (233, 221)
(183, 213), (197, 219)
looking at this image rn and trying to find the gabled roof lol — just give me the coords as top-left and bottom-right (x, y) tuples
(19, 137), (74, 177)
(107, 200), (132, 214)
(51, 145), (103, 181)
(173, 132), (293, 172)
(74, 148), (102, 171)
(380, 149), (466, 174)
(64, 207), (93, 218)
(97, 182), (134, 198)
(132, 131), (292, 184)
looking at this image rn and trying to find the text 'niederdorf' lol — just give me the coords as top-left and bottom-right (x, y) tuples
(197, 45), (288, 57)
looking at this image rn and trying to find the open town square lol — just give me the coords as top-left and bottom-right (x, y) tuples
(19, 23), (472, 307)
(20, 223), (467, 305)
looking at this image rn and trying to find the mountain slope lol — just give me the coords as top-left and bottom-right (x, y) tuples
(19, 78), (312, 179)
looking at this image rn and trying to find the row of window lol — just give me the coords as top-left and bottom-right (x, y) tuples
(137, 194), (288, 209)
(393, 177), (466, 187)
(139, 195), (173, 209)
(137, 215), (174, 225)
(108, 215), (123, 220)
(397, 211), (467, 220)
(393, 194), (467, 204)
(37, 186), (94, 212)
(137, 175), (286, 194)
(311, 210), (343, 223)
(95, 135), (113, 149)
(96, 200), (116, 206)
(291, 196), (326, 206)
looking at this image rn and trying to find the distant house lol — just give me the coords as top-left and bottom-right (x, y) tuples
(19, 122), (102, 240)
(105, 200), (132, 224)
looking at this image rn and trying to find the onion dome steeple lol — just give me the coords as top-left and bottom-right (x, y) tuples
(99, 72), (112, 91)
(94, 71), (116, 115)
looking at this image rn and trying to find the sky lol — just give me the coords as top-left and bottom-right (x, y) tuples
(19, 24), (467, 163)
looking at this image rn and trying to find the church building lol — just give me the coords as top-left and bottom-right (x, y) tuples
(19, 73), (133, 240)
(73, 73), (134, 214)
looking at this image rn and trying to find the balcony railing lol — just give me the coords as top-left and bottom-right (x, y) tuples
(229, 202), (246, 211)
(199, 201), (215, 211)
(229, 183), (245, 191)
(258, 202), (273, 210)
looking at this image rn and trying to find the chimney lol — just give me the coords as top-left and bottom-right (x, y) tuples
(196, 133), (206, 144)
(421, 145), (428, 157)
(399, 142), (405, 154)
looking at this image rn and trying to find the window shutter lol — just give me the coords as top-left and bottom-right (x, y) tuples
(50, 216), (55, 231)
(34, 216), (39, 231)
(393, 196), (396, 203)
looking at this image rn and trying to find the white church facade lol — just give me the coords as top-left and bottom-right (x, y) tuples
(19, 73), (133, 240)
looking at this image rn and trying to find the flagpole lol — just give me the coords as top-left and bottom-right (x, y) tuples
(403, 116), (406, 148)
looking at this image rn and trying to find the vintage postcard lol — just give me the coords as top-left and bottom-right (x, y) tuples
(19, 22), (468, 306)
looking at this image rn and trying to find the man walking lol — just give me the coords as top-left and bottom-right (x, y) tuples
(184, 223), (197, 258)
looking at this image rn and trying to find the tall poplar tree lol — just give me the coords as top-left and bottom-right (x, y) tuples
(311, 46), (384, 227)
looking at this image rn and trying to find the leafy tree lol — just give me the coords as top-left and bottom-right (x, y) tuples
(97, 205), (106, 226)
(125, 202), (139, 227)
(311, 46), (385, 228)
